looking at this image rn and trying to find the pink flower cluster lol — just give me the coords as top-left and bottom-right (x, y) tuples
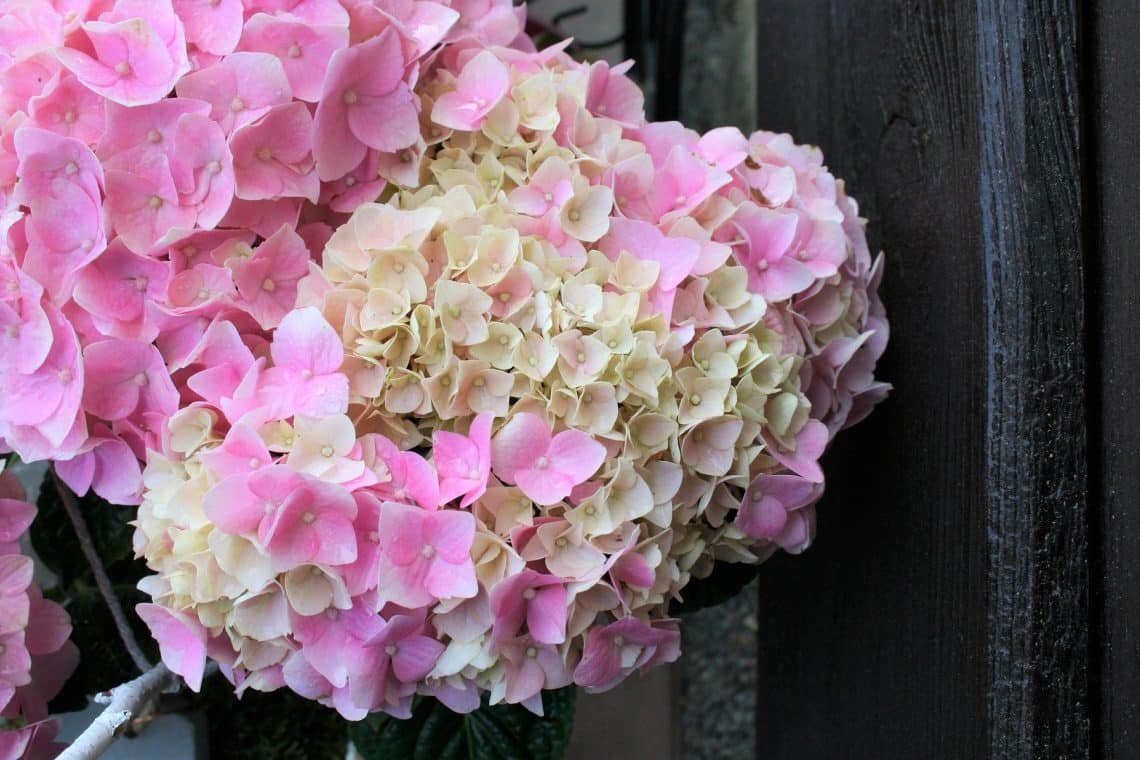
(0, 0), (888, 722)
(0, 0), (522, 503)
(0, 467), (77, 759)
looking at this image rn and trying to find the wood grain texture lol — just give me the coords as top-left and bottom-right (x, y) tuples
(977, 1), (1089, 756)
(1088, 1), (1140, 757)
(752, 2), (988, 757)
(752, 1), (1092, 757)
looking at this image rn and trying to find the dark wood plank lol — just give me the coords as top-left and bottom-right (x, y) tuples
(1089, 1), (1140, 756)
(753, 1), (1091, 757)
(977, 2), (1089, 755)
(752, 2), (988, 756)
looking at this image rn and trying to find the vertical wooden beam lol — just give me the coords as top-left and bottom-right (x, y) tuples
(1088, 1), (1140, 757)
(753, 0), (1092, 756)
(976, 1), (1089, 755)
(752, 2), (989, 755)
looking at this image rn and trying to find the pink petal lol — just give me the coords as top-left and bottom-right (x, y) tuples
(390, 635), (444, 682)
(515, 469), (575, 507)
(490, 412), (550, 484)
(203, 474), (265, 536)
(424, 509), (476, 564)
(270, 306), (344, 375)
(765, 420), (828, 483)
(546, 429), (606, 485)
(527, 585), (568, 645)
(136, 603), (207, 692)
(0, 499), (36, 544)
(346, 84), (419, 154)
(173, 0), (243, 56)
(238, 14), (349, 103)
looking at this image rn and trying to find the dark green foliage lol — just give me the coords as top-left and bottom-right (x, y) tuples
(30, 472), (156, 712)
(670, 561), (761, 615)
(29, 472), (141, 589)
(349, 687), (576, 760)
(200, 676), (348, 760)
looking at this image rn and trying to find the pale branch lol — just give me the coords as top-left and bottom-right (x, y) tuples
(51, 470), (152, 673)
(57, 663), (174, 760)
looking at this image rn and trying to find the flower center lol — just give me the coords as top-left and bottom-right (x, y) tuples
(302, 512), (316, 524)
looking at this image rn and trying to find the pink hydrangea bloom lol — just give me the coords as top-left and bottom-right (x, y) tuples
(491, 413), (605, 506)
(0, 472), (77, 734)
(430, 50), (509, 131)
(313, 28), (418, 180)
(377, 501), (477, 608)
(57, 0), (191, 107)
(433, 412), (493, 508)
(0, 0), (890, 716)
(137, 603), (208, 691)
(573, 617), (680, 693)
(737, 473), (822, 553)
(238, 13), (349, 103)
(260, 306), (350, 419)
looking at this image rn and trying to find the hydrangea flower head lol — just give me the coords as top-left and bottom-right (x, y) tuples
(0, 0), (889, 723)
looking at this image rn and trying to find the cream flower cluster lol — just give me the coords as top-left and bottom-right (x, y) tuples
(132, 18), (887, 719)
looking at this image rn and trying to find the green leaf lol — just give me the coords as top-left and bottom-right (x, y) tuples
(30, 471), (157, 712)
(199, 676), (348, 760)
(669, 560), (761, 614)
(50, 584), (157, 713)
(349, 688), (576, 760)
(29, 471), (140, 589)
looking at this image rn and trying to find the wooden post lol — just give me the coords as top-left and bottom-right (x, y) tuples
(1088, 1), (1140, 757)
(750, 1), (1107, 757)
